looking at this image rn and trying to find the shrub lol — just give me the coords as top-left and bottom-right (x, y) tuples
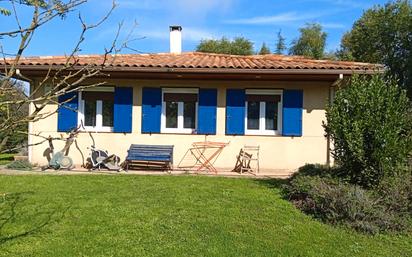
(324, 74), (412, 188)
(6, 160), (33, 170)
(375, 173), (412, 215)
(283, 172), (412, 234)
(290, 163), (345, 181)
(0, 153), (14, 165)
(290, 164), (331, 179)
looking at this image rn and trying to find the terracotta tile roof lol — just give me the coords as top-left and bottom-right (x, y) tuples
(4, 52), (383, 72)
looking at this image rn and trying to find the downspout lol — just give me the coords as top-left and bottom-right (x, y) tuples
(326, 74), (343, 167)
(16, 69), (32, 82)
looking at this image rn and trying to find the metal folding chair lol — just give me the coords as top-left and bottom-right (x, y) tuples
(178, 141), (229, 173)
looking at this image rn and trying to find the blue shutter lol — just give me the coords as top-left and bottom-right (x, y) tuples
(57, 92), (78, 132)
(282, 90), (303, 136)
(113, 87), (133, 133)
(226, 89), (245, 135)
(197, 89), (217, 135)
(142, 87), (161, 133)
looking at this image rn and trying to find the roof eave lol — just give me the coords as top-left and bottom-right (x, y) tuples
(13, 65), (383, 75)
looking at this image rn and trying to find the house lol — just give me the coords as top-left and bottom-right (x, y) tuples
(6, 26), (381, 173)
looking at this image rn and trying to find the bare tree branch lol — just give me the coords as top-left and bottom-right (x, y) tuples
(0, 0), (87, 37)
(0, 0), (140, 153)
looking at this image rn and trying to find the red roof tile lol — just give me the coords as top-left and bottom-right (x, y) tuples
(4, 52), (383, 72)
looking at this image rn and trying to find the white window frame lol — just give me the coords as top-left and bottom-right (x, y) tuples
(245, 89), (283, 136)
(78, 87), (115, 132)
(161, 88), (198, 134)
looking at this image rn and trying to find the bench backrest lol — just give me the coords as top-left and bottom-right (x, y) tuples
(127, 144), (174, 163)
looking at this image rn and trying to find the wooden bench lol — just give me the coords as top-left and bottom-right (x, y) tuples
(124, 144), (174, 171)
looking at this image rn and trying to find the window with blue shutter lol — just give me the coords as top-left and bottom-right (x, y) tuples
(282, 89), (303, 136)
(197, 89), (217, 135)
(226, 89), (245, 135)
(113, 87), (133, 133)
(142, 87), (162, 133)
(244, 90), (282, 135)
(57, 91), (78, 132)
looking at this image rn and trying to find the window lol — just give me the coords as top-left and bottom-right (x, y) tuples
(78, 87), (114, 132)
(161, 88), (198, 133)
(245, 89), (282, 135)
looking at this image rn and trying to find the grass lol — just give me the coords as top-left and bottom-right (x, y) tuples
(0, 175), (411, 257)
(0, 154), (14, 165)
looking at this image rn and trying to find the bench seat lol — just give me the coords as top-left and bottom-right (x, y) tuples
(124, 144), (174, 171)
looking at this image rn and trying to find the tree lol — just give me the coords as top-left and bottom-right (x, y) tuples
(323, 51), (339, 61)
(337, 0), (412, 99)
(289, 23), (327, 59)
(337, 32), (354, 61)
(258, 42), (271, 55)
(196, 37), (254, 55)
(275, 30), (286, 54)
(323, 74), (412, 188)
(0, 0), (130, 153)
(0, 80), (28, 151)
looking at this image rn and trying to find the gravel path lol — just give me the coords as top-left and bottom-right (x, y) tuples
(0, 166), (290, 178)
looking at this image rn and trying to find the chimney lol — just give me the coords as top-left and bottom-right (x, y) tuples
(169, 25), (182, 54)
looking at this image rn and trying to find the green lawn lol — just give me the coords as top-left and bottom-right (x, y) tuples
(0, 154), (14, 165)
(0, 175), (410, 257)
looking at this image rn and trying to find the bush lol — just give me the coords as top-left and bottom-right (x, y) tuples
(283, 168), (412, 234)
(324, 74), (412, 188)
(375, 173), (412, 215)
(6, 160), (33, 170)
(290, 164), (331, 179)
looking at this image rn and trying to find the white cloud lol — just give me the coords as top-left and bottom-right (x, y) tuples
(184, 27), (216, 41)
(321, 22), (346, 29)
(225, 12), (303, 25)
(225, 11), (330, 25)
(224, 10), (350, 30)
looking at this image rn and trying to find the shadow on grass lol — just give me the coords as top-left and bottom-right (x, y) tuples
(253, 178), (288, 190)
(0, 192), (70, 245)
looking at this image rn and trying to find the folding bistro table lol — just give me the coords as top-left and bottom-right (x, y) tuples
(186, 141), (228, 173)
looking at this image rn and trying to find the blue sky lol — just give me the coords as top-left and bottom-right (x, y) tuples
(0, 0), (388, 56)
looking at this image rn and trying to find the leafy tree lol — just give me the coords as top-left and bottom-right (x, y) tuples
(0, 81), (28, 152)
(289, 23), (327, 59)
(337, 0), (412, 99)
(196, 37), (254, 55)
(275, 30), (286, 54)
(324, 74), (412, 188)
(337, 33), (354, 61)
(259, 42), (271, 55)
(0, 8), (11, 16)
(323, 51), (339, 61)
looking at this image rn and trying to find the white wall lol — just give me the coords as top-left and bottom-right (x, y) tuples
(29, 79), (331, 173)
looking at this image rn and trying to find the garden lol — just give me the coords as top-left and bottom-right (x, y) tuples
(0, 75), (411, 256)
(283, 75), (412, 235)
(0, 175), (411, 257)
